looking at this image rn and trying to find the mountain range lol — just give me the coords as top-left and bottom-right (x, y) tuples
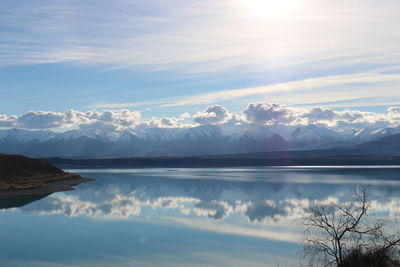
(1, 123), (400, 158)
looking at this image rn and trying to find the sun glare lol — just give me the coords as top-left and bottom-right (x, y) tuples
(240, 0), (300, 19)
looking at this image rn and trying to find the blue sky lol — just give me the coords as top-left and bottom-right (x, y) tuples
(1, 0), (400, 122)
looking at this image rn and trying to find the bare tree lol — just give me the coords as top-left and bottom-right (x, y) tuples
(301, 187), (400, 267)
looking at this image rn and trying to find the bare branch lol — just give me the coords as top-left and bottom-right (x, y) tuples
(300, 187), (400, 267)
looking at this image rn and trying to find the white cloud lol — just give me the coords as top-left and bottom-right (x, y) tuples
(238, 102), (400, 130)
(91, 72), (400, 109)
(16, 111), (74, 129)
(135, 116), (194, 130)
(0, 109), (141, 130)
(84, 110), (141, 126)
(295, 108), (385, 127)
(388, 107), (400, 119)
(0, 114), (16, 127)
(303, 107), (337, 121)
(193, 105), (232, 125)
(155, 117), (189, 128)
(243, 103), (294, 124)
(2, 0), (400, 77)
(2, 101), (400, 134)
(78, 109), (141, 132)
(193, 201), (233, 220)
(2, 0), (400, 122)
(179, 112), (191, 119)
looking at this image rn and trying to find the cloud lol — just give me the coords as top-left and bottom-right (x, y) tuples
(193, 105), (232, 125)
(2, 101), (400, 134)
(179, 112), (191, 119)
(78, 109), (141, 132)
(0, 109), (141, 130)
(16, 111), (74, 129)
(2, 0), (400, 121)
(2, 0), (400, 78)
(243, 103), (294, 124)
(92, 72), (400, 109)
(388, 107), (400, 119)
(297, 108), (379, 127)
(335, 110), (365, 122)
(303, 107), (337, 121)
(0, 114), (16, 127)
(244, 200), (292, 223)
(193, 201), (233, 220)
(239, 101), (400, 130)
(84, 110), (141, 126)
(134, 116), (194, 131)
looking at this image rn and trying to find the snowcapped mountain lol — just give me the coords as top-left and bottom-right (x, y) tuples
(240, 125), (276, 140)
(353, 126), (400, 142)
(180, 124), (223, 140)
(135, 127), (181, 142)
(114, 130), (138, 143)
(0, 128), (55, 143)
(53, 130), (85, 141)
(353, 127), (377, 139)
(1, 123), (400, 157)
(289, 125), (344, 149)
(290, 125), (341, 142)
(54, 128), (120, 142)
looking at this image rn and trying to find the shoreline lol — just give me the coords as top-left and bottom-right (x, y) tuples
(0, 174), (93, 197)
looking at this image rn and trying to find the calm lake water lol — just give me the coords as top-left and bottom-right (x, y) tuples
(1, 167), (400, 267)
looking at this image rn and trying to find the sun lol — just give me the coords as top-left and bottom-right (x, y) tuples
(240, 0), (300, 19)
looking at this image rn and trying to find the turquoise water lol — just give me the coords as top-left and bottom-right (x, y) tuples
(1, 167), (400, 267)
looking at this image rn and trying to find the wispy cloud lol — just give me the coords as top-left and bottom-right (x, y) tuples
(90, 72), (400, 109)
(1, 0), (400, 76)
(3, 98), (400, 135)
(2, 0), (400, 116)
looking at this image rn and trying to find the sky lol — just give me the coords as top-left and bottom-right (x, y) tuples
(1, 0), (400, 131)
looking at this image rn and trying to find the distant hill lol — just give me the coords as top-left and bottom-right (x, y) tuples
(3, 125), (400, 161)
(44, 153), (400, 169)
(351, 134), (400, 154)
(42, 133), (400, 168)
(0, 154), (90, 191)
(0, 124), (382, 157)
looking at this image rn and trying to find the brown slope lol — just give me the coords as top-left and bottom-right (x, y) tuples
(0, 154), (91, 191)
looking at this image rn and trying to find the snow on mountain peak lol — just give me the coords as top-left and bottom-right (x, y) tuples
(182, 124), (222, 140)
(0, 128), (55, 143)
(290, 125), (340, 143)
(240, 125), (275, 140)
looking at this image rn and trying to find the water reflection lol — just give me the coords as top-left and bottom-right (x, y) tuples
(15, 168), (400, 228)
(2, 167), (400, 267)
(0, 193), (50, 209)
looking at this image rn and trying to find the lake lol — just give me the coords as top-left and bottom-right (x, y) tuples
(1, 166), (400, 267)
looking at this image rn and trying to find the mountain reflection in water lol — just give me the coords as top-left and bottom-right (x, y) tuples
(17, 168), (400, 223)
(0, 193), (50, 209)
(2, 167), (400, 267)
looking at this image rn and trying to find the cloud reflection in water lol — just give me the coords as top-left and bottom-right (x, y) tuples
(17, 167), (400, 242)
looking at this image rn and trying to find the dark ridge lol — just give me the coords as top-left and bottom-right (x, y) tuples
(0, 193), (50, 209)
(0, 154), (91, 191)
(0, 153), (64, 179)
(43, 154), (400, 169)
